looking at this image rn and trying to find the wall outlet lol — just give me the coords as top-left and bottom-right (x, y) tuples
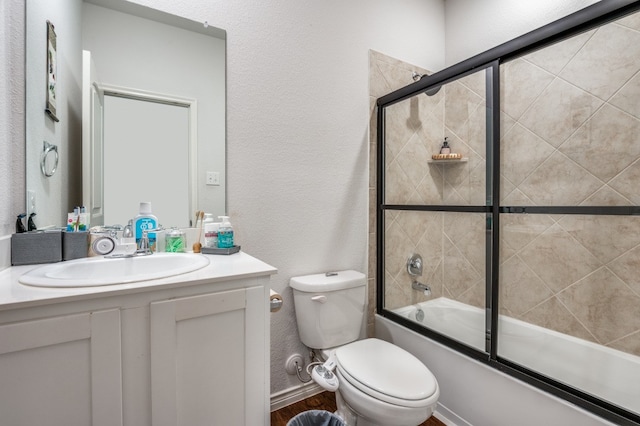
(27, 190), (36, 216)
(206, 171), (220, 186)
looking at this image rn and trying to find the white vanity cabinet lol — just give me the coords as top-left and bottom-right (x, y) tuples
(0, 253), (275, 426)
(0, 308), (123, 426)
(150, 284), (267, 426)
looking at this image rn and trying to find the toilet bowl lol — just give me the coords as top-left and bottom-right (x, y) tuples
(332, 338), (439, 426)
(290, 271), (440, 426)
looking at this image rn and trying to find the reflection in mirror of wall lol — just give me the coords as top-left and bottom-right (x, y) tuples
(25, 0), (226, 230)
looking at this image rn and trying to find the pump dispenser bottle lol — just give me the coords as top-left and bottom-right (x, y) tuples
(134, 202), (158, 251)
(440, 137), (451, 154)
(217, 216), (234, 248)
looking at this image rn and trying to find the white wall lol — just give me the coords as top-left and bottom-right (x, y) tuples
(444, 0), (601, 66)
(0, 0), (25, 268)
(25, 0), (83, 229)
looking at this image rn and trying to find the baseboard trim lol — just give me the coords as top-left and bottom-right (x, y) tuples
(434, 401), (471, 426)
(270, 382), (324, 412)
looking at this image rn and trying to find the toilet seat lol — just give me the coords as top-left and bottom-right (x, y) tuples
(335, 338), (437, 408)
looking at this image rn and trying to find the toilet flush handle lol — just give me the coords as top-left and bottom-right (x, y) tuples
(311, 295), (327, 303)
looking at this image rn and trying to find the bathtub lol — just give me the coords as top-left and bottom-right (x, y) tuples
(394, 297), (640, 416)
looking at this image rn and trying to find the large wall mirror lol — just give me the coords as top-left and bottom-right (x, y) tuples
(26, 0), (226, 230)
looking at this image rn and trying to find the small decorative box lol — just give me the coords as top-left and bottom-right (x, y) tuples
(62, 231), (89, 261)
(11, 230), (62, 265)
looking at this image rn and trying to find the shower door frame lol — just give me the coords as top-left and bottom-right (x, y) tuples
(375, 1), (640, 425)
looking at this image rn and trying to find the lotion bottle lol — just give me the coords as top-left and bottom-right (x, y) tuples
(204, 221), (220, 248)
(217, 216), (234, 248)
(134, 202), (158, 251)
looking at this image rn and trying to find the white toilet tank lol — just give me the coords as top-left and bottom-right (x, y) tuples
(290, 270), (366, 349)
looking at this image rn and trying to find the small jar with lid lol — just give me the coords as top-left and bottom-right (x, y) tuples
(165, 228), (186, 253)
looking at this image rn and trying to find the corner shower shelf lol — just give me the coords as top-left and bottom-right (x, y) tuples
(427, 157), (468, 164)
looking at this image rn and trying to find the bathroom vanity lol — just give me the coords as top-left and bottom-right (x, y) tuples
(0, 252), (276, 426)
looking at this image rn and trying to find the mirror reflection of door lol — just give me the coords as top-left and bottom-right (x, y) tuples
(82, 50), (104, 226)
(102, 94), (191, 229)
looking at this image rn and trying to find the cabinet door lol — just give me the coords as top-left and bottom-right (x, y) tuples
(150, 286), (265, 426)
(0, 309), (123, 426)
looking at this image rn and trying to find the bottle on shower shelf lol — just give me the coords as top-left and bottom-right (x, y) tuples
(440, 137), (451, 154)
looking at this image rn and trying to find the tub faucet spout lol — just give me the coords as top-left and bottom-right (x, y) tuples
(411, 280), (431, 297)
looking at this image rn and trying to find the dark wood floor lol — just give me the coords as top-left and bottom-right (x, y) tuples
(271, 391), (445, 426)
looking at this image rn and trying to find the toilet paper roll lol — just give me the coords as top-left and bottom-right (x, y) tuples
(270, 289), (283, 313)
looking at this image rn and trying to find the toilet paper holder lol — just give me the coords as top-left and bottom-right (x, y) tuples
(270, 289), (283, 313)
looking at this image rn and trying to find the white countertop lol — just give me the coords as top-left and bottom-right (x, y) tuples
(0, 251), (277, 311)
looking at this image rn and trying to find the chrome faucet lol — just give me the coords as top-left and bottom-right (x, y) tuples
(411, 280), (432, 296)
(407, 253), (432, 296)
(136, 227), (163, 255)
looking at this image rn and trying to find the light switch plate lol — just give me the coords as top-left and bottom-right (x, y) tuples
(206, 171), (220, 186)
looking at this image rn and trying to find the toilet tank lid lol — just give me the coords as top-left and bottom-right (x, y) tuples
(290, 270), (366, 292)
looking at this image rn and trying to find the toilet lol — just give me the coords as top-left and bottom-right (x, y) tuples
(290, 270), (439, 426)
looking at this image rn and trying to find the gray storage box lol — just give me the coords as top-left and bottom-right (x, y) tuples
(11, 230), (63, 266)
(62, 231), (89, 261)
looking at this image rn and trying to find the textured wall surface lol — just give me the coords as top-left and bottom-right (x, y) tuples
(444, 0), (601, 67)
(0, 0), (25, 268)
(25, 0), (83, 229)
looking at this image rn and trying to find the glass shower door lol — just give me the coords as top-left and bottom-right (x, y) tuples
(497, 12), (640, 416)
(381, 67), (490, 352)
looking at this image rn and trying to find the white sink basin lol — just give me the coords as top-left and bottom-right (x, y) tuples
(19, 253), (210, 288)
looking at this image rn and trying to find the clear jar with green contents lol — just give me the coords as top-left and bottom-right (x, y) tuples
(165, 228), (186, 253)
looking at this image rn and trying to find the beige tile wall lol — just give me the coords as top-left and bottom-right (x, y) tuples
(369, 51), (488, 323)
(500, 15), (640, 356)
(368, 50), (434, 334)
(368, 11), (640, 358)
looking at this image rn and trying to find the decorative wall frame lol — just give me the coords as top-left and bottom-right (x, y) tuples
(45, 20), (59, 122)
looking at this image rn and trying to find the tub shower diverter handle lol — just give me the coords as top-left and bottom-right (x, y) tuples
(312, 295), (328, 303)
(407, 253), (423, 276)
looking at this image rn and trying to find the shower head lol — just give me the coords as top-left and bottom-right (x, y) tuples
(411, 71), (441, 96)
